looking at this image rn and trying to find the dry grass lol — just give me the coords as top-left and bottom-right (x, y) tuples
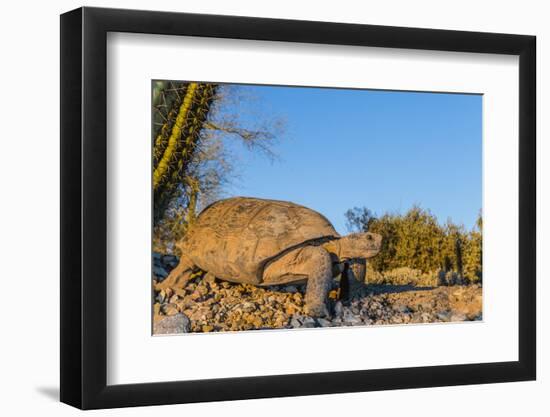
(366, 266), (440, 287)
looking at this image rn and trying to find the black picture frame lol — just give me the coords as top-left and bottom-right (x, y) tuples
(60, 6), (536, 410)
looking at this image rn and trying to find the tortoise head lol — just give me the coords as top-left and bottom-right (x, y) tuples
(338, 232), (382, 260)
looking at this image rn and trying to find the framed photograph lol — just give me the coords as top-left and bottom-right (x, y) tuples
(60, 6), (536, 409)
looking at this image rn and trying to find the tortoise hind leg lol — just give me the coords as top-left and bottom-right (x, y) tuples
(263, 246), (333, 317)
(156, 255), (195, 291)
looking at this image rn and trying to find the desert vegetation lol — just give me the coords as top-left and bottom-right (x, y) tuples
(345, 206), (482, 286)
(152, 81), (282, 253)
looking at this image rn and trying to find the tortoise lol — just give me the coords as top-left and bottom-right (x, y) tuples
(157, 197), (382, 317)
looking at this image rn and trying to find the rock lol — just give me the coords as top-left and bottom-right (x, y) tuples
(316, 318), (332, 327)
(437, 311), (451, 321)
(450, 313), (467, 322)
(285, 304), (299, 315)
(153, 313), (190, 334)
(241, 302), (257, 313)
(165, 287), (174, 298)
(420, 312), (432, 322)
(153, 303), (161, 316)
(343, 309), (363, 325)
(334, 301), (344, 318)
(190, 290), (203, 301)
(393, 304), (410, 314)
(151, 253), (482, 332)
(290, 317), (302, 328)
(162, 303), (179, 316)
(301, 317), (316, 328)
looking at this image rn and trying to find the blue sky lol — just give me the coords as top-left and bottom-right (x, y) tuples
(220, 84), (482, 234)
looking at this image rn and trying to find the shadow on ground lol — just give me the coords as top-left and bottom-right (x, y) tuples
(366, 284), (435, 295)
(36, 386), (59, 401)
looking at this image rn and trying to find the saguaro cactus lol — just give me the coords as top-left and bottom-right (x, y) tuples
(152, 81), (217, 224)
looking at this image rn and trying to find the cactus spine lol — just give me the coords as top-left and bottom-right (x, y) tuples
(152, 82), (217, 224)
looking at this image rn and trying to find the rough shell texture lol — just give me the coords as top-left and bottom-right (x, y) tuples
(178, 197), (340, 284)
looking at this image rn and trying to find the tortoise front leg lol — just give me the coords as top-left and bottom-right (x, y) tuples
(155, 255), (196, 291)
(263, 246), (333, 317)
(302, 246), (333, 317)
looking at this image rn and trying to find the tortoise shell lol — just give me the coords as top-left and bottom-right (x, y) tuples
(178, 197), (340, 284)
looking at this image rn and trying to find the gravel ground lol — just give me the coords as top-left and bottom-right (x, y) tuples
(152, 253), (482, 334)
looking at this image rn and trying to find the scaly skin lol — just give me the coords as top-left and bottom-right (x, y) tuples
(263, 246), (333, 317)
(156, 255), (195, 291)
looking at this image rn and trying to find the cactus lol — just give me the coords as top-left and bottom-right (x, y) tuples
(152, 81), (217, 224)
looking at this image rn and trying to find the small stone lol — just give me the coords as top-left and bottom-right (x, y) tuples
(197, 285), (209, 296)
(285, 304), (298, 315)
(334, 301), (344, 318)
(316, 318), (332, 327)
(284, 285), (298, 293)
(301, 317), (316, 328)
(241, 302), (256, 312)
(153, 303), (161, 315)
(202, 325), (214, 332)
(292, 293), (302, 303)
(421, 312), (432, 322)
(290, 317), (302, 328)
(393, 304), (410, 314)
(437, 311), (451, 321)
(153, 313), (190, 334)
(162, 303), (179, 316)
(174, 288), (187, 298)
(450, 313), (467, 322)
(343, 309), (363, 325)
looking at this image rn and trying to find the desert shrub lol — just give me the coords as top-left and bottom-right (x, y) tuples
(366, 266), (439, 287)
(462, 213), (482, 283)
(347, 206), (482, 285)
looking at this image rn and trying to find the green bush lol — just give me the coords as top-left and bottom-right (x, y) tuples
(346, 206), (482, 284)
